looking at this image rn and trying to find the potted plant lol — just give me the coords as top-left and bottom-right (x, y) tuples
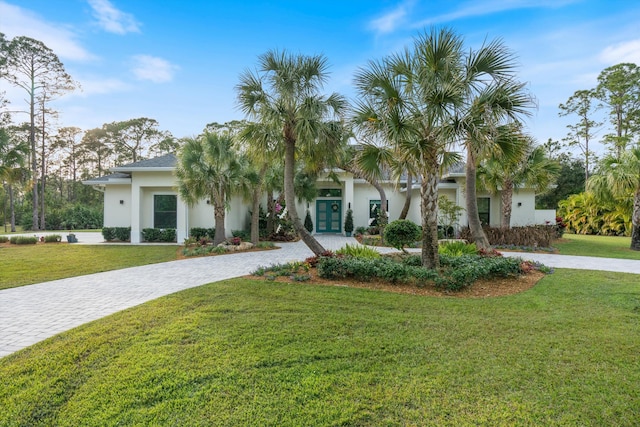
(344, 208), (354, 237)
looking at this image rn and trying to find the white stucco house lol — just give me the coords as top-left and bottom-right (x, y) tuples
(83, 153), (555, 243)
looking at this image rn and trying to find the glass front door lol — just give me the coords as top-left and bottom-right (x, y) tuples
(316, 200), (342, 233)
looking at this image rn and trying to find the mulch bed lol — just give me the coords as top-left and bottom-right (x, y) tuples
(246, 268), (545, 299)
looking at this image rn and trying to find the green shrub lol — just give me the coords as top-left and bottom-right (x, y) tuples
(10, 236), (38, 245)
(335, 243), (381, 259)
(438, 241), (478, 256)
(102, 227), (131, 241)
(102, 227), (116, 241)
(232, 229), (251, 241)
(43, 234), (62, 243)
(384, 220), (420, 252)
(142, 228), (176, 242)
(114, 227), (131, 241)
(0, 236), (9, 243)
(344, 209), (354, 234)
(304, 210), (313, 233)
(190, 227), (209, 240)
(437, 254), (523, 291)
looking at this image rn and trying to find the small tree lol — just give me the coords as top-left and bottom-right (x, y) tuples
(344, 208), (354, 236)
(438, 196), (464, 238)
(384, 219), (420, 253)
(304, 209), (313, 233)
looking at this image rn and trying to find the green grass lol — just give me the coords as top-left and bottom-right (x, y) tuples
(555, 233), (640, 260)
(1, 271), (639, 426)
(0, 245), (178, 290)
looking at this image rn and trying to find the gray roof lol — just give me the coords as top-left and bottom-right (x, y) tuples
(82, 172), (131, 183)
(113, 153), (177, 170)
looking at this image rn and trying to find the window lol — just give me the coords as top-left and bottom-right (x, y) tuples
(369, 199), (389, 226)
(318, 188), (342, 197)
(154, 195), (177, 228)
(477, 197), (490, 225)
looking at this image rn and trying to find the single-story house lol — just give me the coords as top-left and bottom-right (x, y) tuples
(83, 153), (555, 243)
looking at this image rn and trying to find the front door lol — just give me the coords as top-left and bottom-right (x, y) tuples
(316, 200), (342, 233)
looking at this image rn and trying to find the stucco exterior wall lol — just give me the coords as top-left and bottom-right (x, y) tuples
(103, 185), (131, 227)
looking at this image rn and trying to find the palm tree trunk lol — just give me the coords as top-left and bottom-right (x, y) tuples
(631, 189), (640, 251)
(399, 172), (412, 220)
(250, 165), (267, 245)
(213, 193), (226, 245)
(266, 189), (275, 236)
(9, 183), (16, 232)
(284, 140), (325, 255)
(370, 178), (387, 243)
(501, 179), (514, 228)
(420, 156), (440, 269)
(465, 146), (490, 248)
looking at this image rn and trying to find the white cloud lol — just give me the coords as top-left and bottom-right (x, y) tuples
(72, 77), (131, 97)
(130, 55), (179, 83)
(0, 1), (95, 61)
(369, 1), (414, 34)
(413, 0), (580, 27)
(87, 0), (140, 35)
(599, 39), (640, 65)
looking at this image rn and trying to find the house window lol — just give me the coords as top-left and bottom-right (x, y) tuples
(477, 197), (490, 225)
(154, 195), (177, 228)
(369, 199), (389, 226)
(318, 188), (342, 197)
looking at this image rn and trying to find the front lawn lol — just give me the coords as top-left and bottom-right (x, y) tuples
(555, 233), (640, 260)
(1, 270), (638, 426)
(0, 245), (179, 290)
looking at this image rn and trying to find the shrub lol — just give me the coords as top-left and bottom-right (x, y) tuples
(231, 229), (251, 241)
(304, 210), (313, 233)
(0, 236), (9, 243)
(142, 228), (176, 242)
(114, 227), (131, 241)
(190, 227), (209, 240)
(43, 234), (62, 243)
(10, 236), (38, 245)
(335, 243), (381, 259)
(102, 227), (131, 242)
(384, 220), (420, 252)
(437, 254), (523, 291)
(102, 227), (116, 241)
(344, 209), (354, 234)
(459, 225), (556, 248)
(438, 241), (478, 256)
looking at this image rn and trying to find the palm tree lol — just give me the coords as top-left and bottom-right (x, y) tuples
(0, 127), (28, 232)
(458, 55), (535, 248)
(236, 50), (347, 255)
(478, 129), (560, 228)
(354, 28), (499, 268)
(588, 148), (640, 250)
(175, 132), (248, 245)
(239, 121), (281, 244)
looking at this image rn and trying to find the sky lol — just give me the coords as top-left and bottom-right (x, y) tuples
(1, 0), (640, 155)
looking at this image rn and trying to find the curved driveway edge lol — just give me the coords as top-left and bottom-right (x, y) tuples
(1, 236), (639, 358)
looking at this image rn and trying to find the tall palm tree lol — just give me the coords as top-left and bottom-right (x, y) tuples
(355, 28), (498, 268)
(478, 129), (560, 228)
(458, 55), (535, 247)
(0, 127), (28, 232)
(588, 147), (640, 250)
(239, 121), (281, 244)
(236, 50), (347, 255)
(175, 132), (248, 245)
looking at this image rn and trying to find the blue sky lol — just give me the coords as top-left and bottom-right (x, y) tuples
(2, 0), (640, 154)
